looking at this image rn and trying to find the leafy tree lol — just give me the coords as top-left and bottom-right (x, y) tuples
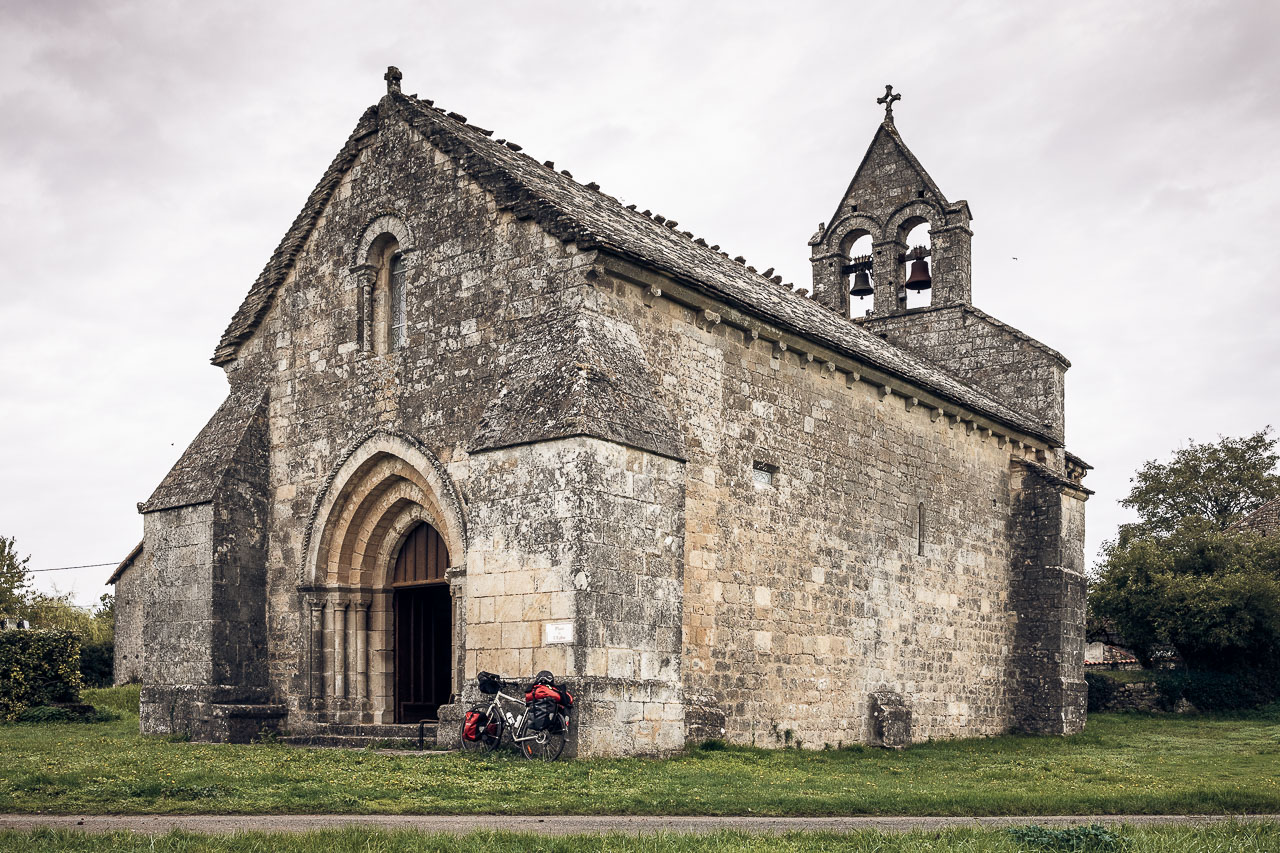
(0, 536), (32, 616)
(1091, 518), (1280, 671)
(1119, 427), (1279, 542)
(1092, 429), (1280, 707)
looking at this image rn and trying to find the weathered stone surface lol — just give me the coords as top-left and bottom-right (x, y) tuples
(110, 542), (144, 685)
(860, 306), (1068, 442)
(116, 74), (1088, 755)
(1007, 461), (1088, 735)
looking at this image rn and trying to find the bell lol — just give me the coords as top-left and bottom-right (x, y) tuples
(905, 258), (932, 291)
(849, 270), (874, 298)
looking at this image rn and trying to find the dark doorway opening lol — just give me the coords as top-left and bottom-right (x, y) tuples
(392, 522), (452, 723)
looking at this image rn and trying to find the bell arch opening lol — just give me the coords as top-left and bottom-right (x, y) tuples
(301, 433), (467, 726)
(841, 229), (875, 317)
(899, 216), (933, 310)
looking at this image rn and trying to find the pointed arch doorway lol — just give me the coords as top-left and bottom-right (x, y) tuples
(392, 522), (452, 722)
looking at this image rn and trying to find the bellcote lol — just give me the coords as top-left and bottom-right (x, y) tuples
(810, 87), (973, 318)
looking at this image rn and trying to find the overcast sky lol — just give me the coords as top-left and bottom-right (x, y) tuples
(2, 0), (1277, 606)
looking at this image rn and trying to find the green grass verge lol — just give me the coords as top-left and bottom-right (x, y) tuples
(0, 824), (1278, 852)
(0, 687), (1276, 816)
(81, 684), (140, 716)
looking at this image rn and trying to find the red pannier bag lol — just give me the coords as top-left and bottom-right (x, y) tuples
(463, 709), (485, 741)
(525, 684), (561, 703)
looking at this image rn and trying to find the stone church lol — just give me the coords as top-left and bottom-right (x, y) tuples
(112, 69), (1090, 755)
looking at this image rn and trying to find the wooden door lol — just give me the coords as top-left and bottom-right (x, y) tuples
(392, 523), (451, 722)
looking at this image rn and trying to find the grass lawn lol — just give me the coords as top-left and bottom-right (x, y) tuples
(0, 687), (1276, 816)
(1, 824), (1279, 852)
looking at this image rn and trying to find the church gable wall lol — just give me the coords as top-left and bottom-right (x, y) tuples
(217, 114), (602, 722)
(597, 271), (1035, 747)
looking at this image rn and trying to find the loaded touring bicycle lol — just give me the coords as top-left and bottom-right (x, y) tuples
(460, 670), (575, 761)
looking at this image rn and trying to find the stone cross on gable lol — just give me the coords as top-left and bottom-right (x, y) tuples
(877, 85), (901, 121)
(385, 66), (403, 95)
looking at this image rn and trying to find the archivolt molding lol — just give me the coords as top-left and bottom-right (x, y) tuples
(300, 429), (468, 586)
(886, 199), (943, 241)
(355, 212), (416, 264)
(824, 211), (884, 253)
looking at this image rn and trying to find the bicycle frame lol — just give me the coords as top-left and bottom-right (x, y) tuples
(483, 687), (545, 744)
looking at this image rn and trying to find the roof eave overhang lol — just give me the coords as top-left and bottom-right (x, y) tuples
(595, 251), (1060, 450)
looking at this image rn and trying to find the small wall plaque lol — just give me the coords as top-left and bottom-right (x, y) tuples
(543, 621), (574, 645)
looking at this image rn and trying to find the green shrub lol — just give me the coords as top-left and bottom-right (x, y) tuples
(14, 704), (119, 724)
(0, 630), (83, 721)
(78, 638), (113, 688)
(1084, 673), (1119, 713)
(1155, 669), (1279, 712)
(1006, 823), (1122, 851)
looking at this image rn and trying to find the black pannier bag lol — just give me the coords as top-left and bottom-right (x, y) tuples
(477, 671), (503, 695)
(526, 697), (559, 731)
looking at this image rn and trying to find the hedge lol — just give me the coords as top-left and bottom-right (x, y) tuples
(1084, 672), (1119, 713)
(0, 629), (83, 721)
(79, 638), (114, 688)
(1154, 668), (1279, 712)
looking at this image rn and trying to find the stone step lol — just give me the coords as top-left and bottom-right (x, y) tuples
(324, 722), (435, 738)
(280, 720), (439, 750)
(280, 733), (429, 750)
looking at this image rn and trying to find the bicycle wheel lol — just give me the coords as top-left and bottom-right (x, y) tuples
(520, 715), (567, 761)
(459, 703), (504, 753)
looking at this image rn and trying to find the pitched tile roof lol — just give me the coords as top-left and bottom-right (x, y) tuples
(471, 311), (686, 461)
(1230, 496), (1280, 537)
(107, 540), (143, 585)
(139, 388), (267, 513)
(213, 92), (1059, 446)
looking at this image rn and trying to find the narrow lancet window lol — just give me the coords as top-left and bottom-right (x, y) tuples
(917, 502), (926, 556)
(389, 253), (406, 350)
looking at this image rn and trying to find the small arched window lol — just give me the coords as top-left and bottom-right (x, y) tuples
(365, 234), (407, 354)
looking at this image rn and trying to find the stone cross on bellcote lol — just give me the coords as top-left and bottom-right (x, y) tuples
(877, 85), (901, 122)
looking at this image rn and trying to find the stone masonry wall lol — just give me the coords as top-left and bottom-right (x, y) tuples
(113, 558), (146, 685)
(459, 437), (686, 756)
(596, 272), (1038, 748)
(1007, 461), (1087, 734)
(140, 502), (214, 735)
(860, 307), (1067, 443)
(208, 396), (270, 694)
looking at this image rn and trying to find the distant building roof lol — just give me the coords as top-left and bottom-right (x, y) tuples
(1231, 497), (1280, 537)
(107, 540), (143, 585)
(1084, 643), (1140, 667)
